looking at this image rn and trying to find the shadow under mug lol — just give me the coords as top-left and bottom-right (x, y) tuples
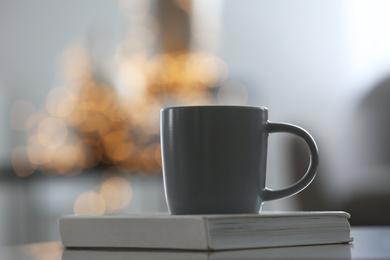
(160, 106), (319, 215)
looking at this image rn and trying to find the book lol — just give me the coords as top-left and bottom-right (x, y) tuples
(59, 211), (353, 251)
(62, 244), (352, 260)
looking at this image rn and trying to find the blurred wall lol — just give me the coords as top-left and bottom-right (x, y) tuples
(0, 78), (8, 166)
(219, 0), (390, 212)
(218, 0), (349, 210)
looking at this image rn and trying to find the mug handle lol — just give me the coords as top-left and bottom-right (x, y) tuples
(263, 122), (319, 201)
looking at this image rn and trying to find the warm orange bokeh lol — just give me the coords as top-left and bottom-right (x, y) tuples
(10, 0), (248, 177)
(11, 49), (228, 176)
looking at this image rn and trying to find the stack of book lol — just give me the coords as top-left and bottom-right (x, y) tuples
(59, 211), (352, 251)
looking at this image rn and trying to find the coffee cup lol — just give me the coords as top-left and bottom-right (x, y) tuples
(160, 105), (318, 214)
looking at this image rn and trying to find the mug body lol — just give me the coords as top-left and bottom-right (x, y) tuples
(160, 106), (268, 214)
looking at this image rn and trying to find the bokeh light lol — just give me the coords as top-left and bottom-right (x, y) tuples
(73, 177), (132, 215)
(12, 49), (229, 175)
(45, 87), (77, 118)
(37, 118), (68, 148)
(100, 176), (132, 212)
(74, 191), (106, 215)
(21, 242), (62, 260)
(11, 0), (246, 179)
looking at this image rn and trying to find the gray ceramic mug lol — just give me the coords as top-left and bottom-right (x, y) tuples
(160, 105), (318, 215)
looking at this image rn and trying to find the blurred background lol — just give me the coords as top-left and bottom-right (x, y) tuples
(1, 0), (390, 246)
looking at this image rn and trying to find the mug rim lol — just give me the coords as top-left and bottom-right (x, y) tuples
(161, 105), (268, 112)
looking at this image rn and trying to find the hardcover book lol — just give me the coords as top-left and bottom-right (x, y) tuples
(59, 211), (352, 251)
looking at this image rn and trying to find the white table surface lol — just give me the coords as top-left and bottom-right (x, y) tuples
(0, 227), (389, 259)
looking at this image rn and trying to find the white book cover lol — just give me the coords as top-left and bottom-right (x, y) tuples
(59, 211), (353, 251)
